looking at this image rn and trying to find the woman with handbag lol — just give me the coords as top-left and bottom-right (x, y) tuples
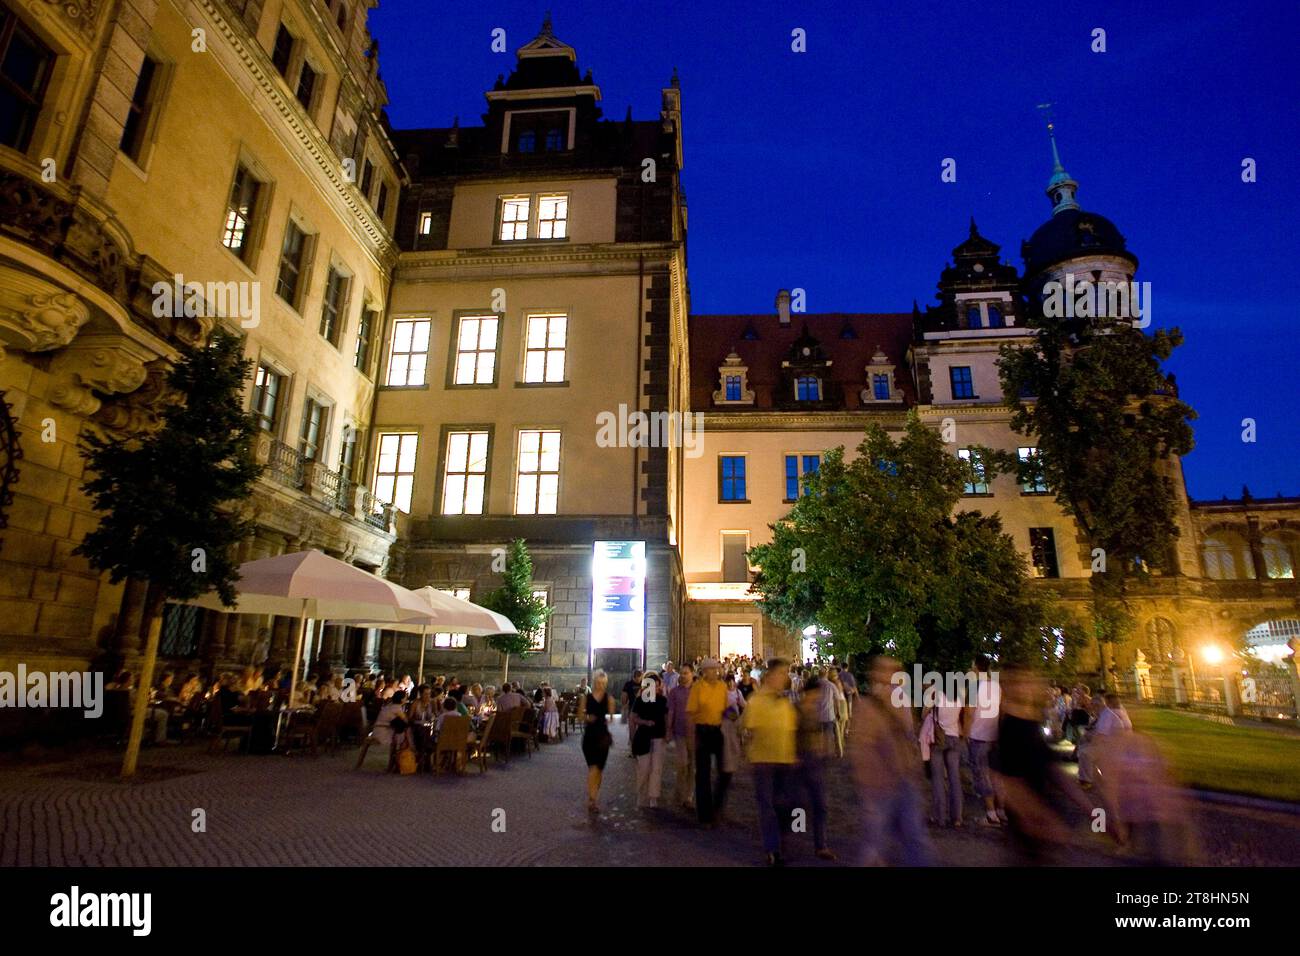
(579, 670), (617, 814)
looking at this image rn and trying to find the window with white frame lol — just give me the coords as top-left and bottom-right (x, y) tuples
(432, 587), (470, 648)
(373, 432), (417, 513)
(515, 430), (560, 515)
(957, 448), (989, 495)
(386, 318), (430, 387)
(1018, 446), (1049, 493)
(523, 314), (566, 383)
(499, 197), (530, 241)
(442, 431), (489, 515)
(536, 194), (568, 239)
(453, 315), (498, 385)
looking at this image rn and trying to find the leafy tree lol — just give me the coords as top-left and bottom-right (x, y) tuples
(749, 414), (1049, 669)
(75, 329), (261, 776)
(479, 538), (551, 682)
(997, 291), (1196, 684)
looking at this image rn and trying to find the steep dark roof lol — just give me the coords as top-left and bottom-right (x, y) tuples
(1021, 208), (1137, 278)
(689, 313), (915, 411)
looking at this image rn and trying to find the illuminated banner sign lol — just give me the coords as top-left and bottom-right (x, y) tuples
(590, 541), (646, 650)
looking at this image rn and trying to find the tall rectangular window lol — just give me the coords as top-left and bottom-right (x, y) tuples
(499, 197), (530, 241)
(719, 455), (746, 502)
(271, 23), (294, 77)
(338, 424), (358, 480)
(442, 431), (489, 515)
(721, 532), (750, 582)
(528, 588), (549, 650)
(386, 318), (430, 386)
(360, 158), (374, 199)
(374, 432), (417, 514)
(0, 9), (55, 151)
(523, 313), (566, 383)
(796, 376), (820, 401)
(221, 163), (261, 262)
(354, 308), (376, 372)
(724, 375), (741, 401)
(418, 211), (432, 235)
(1018, 446), (1049, 493)
(319, 267), (348, 346)
(299, 397), (325, 461)
(536, 194), (568, 239)
(872, 373), (891, 400)
(119, 54), (159, 161)
(274, 219), (308, 307)
(1029, 528), (1060, 578)
(452, 315), (498, 385)
(252, 364), (283, 433)
(957, 448), (988, 495)
(515, 430), (560, 515)
(784, 454), (819, 501)
(433, 587), (471, 649)
(950, 366), (975, 400)
(295, 60), (318, 113)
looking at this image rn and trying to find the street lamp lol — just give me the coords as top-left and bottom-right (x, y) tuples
(1200, 643), (1225, 666)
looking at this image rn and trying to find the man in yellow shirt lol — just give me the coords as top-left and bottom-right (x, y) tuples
(687, 658), (730, 825)
(740, 659), (797, 864)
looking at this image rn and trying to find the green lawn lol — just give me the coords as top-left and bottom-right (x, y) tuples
(1129, 706), (1300, 803)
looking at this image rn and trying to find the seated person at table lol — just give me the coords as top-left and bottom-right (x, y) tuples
(371, 690), (409, 747)
(478, 686), (497, 716)
(496, 684), (527, 713)
(449, 686), (471, 717)
(291, 680), (315, 709)
(316, 675), (342, 702)
(463, 683), (482, 713)
(434, 697), (463, 733)
(216, 674), (245, 714)
(177, 673), (204, 708)
(410, 685), (437, 723)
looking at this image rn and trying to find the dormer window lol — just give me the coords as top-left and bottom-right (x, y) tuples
(503, 108), (573, 155)
(988, 305), (1005, 327)
(713, 351), (754, 405)
(966, 306), (982, 329)
(517, 130), (536, 153)
(544, 128), (564, 151)
(796, 376), (821, 401)
(872, 375), (890, 400)
(862, 349), (897, 403)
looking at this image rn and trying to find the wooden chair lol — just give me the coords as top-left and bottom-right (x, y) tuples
(484, 708), (518, 764)
(467, 714), (495, 773)
(555, 700), (569, 741)
(563, 696), (582, 734)
(337, 702), (365, 745)
(511, 708), (538, 758)
(432, 715), (471, 774)
(207, 697), (251, 753)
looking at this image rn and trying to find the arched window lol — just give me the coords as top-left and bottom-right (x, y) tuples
(517, 130), (536, 153)
(544, 128), (564, 151)
(987, 305), (1004, 327)
(966, 306), (981, 329)
(1261, 535), (1295, 579)
(1144, 617), (1178, 662)
(1202, 531), (1256, 580)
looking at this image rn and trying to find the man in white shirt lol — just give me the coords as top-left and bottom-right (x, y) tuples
(966, 656), (1004, 826)
(1094, 693), (1133, 736)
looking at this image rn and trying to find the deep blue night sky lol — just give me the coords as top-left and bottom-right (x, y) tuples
(369, 0), (1299, 501)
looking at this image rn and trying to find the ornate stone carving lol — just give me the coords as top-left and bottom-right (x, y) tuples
(41, 0), (101, 39)
(49, 339), (149, 416)
(0, 269), (91, 358)
(93, 358), (180, 437)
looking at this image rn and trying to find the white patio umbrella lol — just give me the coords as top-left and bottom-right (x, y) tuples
(331, 585), (516, 684)
(185, 550), (431, 709)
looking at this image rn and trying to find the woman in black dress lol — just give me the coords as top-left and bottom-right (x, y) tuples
(579, 669), (616, 814)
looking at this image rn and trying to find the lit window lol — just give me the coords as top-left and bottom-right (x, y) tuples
(529, 588), (549, 650)
(1018, 447), (1049, 493)
(433, 587), (471, 648)
(719, 456), (746, 502)
(442, 431), (489, 515)
(499, 197), (530, 241)
(950, 366), (974, 400)
(719, 622), (754, 656)
(784, 454), (819, 501)
(537, 194), (568, 239)
(252, 364), (283, 433)
(725, 375), (742, 401)
(275, 219), (309, 307)
(515, 430), (560, 515)
(523, 314), (566, 383)
(796, 376), (820, 401)
(385, 318), (430, 387)
(374, 432), (417, 514)
(221, 164), (261, 261)
(418, 211), (432, 236)
(957, 448), (988, 495)
(453, 315), (498, 385)
(1029, 528), (1060, 578)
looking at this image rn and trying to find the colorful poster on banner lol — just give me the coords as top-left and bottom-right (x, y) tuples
(590, 541), (646, 650)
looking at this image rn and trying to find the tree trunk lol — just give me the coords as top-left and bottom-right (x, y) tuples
(121, 581), (167, 779)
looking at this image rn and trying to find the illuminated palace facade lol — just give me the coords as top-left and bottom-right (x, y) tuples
(0, 7), (1295, 690)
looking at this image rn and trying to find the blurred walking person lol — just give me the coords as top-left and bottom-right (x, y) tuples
(687, 658), (731, 826)
(631, 671), (668, 809)
(667, 663), (695, 811)
(579, 669), (617, 815)
(849, 656), (932, 865)
(795, 675), (838, 859)
(740, 658), (797, 865)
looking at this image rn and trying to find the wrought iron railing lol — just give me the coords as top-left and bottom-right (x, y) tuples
(267, 440), (304, 489)
(361, 488), (391, 529)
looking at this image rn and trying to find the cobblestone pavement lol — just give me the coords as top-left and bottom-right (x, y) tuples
(0, 726), (1296, 866)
